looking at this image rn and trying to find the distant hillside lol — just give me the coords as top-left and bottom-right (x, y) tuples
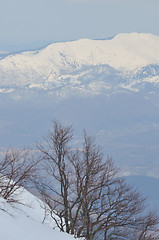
(0, 33), (159, 97)
(126, 175), (159, 212)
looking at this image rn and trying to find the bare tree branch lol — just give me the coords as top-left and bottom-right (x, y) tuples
(36, 121), (159, 239)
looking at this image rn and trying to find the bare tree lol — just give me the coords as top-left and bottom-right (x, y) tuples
(0, 148), (39, 204)
(36, 121), (73, 232)
(36, 121), (159, 239)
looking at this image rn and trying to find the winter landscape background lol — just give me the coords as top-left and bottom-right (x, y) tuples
(1, 32), (159, 238)
(1, 0), (159, 237)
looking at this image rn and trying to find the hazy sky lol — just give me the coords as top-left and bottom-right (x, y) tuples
(0, 0), (159, 50)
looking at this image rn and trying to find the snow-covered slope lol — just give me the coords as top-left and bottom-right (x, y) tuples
(0, 188), (77, 240)
(0, 33), (159, 96)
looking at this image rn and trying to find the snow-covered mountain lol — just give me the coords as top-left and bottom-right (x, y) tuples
(0, 33), (159, 179)
(0, 32), (159, 97)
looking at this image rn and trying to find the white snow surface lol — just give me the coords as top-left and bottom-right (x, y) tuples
(2, 33), (159, 71)
(0, 32), (159, 96)
(0, 188), (77, 240)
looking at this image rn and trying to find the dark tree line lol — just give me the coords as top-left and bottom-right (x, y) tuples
(35, 121), (159, 240)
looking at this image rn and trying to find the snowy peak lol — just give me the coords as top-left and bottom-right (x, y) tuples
(0, 33), (159, 97)
(39, 32), (159, 71)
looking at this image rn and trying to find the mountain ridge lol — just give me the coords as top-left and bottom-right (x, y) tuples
(0, 32), (159, 97)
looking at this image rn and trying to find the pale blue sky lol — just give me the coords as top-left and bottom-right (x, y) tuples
(0, 0), (159, 51)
